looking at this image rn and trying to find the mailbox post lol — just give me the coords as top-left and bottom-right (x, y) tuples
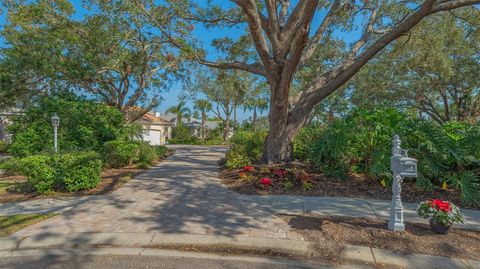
(388, 135), (418, 232)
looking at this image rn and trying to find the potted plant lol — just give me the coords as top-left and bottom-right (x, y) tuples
(417, 199), (464, 234)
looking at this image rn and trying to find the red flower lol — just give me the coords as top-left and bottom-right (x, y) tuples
(298, 172), (312, 183)
(260, 177), (272, 187)
(429, 199), (452, 212)
(273, 169), (288, 177)
(243, 166), (254, 172)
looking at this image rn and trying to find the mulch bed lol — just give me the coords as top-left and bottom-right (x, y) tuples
(280, 214), (480, 261)
(0, 166), (144, 204)
(219, 163), (477, 209)
(0, 151), (173, 204)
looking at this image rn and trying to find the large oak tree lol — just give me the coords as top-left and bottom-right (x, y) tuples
(136, 0), (480, 163)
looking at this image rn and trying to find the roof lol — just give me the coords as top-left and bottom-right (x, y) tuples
(0, 108), (24, 117)
(139, 113), (172, 125)
(184, 121), (221, 129)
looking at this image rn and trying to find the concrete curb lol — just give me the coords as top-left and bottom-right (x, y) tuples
(1, 232), (479, 268)
(341, 245), (480, 269)
(0, 247), (361, 269)
(0, 232), (315, 257)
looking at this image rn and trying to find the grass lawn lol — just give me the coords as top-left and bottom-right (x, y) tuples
(0, 213), (57, 237)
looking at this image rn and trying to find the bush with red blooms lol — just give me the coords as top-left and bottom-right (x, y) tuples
(417, 199), (464, 226)
(260, 177), (272, 188)
(297, 171), (313, 191)
(243, 165), (254, 172)
(273, 168), (288, 177)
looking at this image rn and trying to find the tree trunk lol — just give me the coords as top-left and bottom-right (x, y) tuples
(223, 117), (230, 142)
(262, 78), (304, 163)
(201, 111), (206, 139)
(252, 106), (257, 130)
(233, 103), (237, 130)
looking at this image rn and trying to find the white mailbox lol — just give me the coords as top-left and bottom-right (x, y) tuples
(399, 157), (417, 178)
(389, 135), (419, 232)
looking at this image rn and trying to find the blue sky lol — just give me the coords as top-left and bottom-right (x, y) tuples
(0, 1), (359, 122)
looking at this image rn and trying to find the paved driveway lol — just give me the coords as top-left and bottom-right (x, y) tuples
(12, 146), (303, 241)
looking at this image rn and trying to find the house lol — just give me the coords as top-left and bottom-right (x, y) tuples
(155, 112), (222, 138)
(183, 120), (223, 138)
(136, 113), (173, 145)
(0, 108), (24, 143)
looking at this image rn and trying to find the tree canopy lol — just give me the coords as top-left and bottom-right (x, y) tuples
(134, 0), (480, 163)
(0, 0), (186, 121)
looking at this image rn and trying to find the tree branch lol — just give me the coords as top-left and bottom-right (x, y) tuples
(297, 1), (343, 69)
(431, 0), (480, 13)
(291, 0), (441, 126)
(233, 0), (273, 69)
(196, 57), (266, 76)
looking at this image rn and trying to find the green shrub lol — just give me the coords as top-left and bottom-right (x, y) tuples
(168, 126), (197, 144)
(8, 95), (124, 157)
(201, 133), (224, 145)
(306, 108), (480, 206)
(55, 152), (102, 192)
(17, 155), (56, 194)
(0, 141), (8, 153)
(7, 128), (44, 157)
(310, 120), (355, 178)
(293, 125), (324, 161)
(153, 145), (168, 158)
(138, 142), (157, 165)
(4, 152), (103, 194)
(137, 162), (150, 169)
(103, 140), (140, 168)
(229, 129), (267, 162)
(225, 145), (251, 169)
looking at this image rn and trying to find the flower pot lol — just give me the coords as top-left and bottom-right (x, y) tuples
(429, 219), (451, 235)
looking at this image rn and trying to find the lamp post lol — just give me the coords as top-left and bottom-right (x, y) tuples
(51, 114), (60, 153)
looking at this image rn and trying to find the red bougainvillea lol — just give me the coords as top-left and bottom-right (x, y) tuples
(273, 169), (288, 177)
(243, 166), (254, 172)
(260, 177), (272, 187)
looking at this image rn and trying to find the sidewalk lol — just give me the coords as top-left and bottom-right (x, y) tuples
(0, 196), (100, 216)
(2, 192), (479, 231)
(247, 195), (480, 231)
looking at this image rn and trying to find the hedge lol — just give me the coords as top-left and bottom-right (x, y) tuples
(103, 140), (169, 168)
(2, 152), (102, 194)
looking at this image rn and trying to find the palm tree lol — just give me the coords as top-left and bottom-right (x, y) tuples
(194, 99), (212, 139)
(166, 101), (191, 127)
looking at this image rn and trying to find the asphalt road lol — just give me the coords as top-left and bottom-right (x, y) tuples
(0, 250), (373, 269)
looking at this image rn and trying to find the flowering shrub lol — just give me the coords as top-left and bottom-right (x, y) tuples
(238, 171), (250, 181)
(273, 168), (288, 177)
(297, 172), (312, 183)
(260, 177), (272, 187)
(243, 165), (254, 172)
(295, 171), (314, 191)
(417, 199), (464, 226)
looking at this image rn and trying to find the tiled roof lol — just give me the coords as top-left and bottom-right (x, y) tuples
(140, 113), (172, 125)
